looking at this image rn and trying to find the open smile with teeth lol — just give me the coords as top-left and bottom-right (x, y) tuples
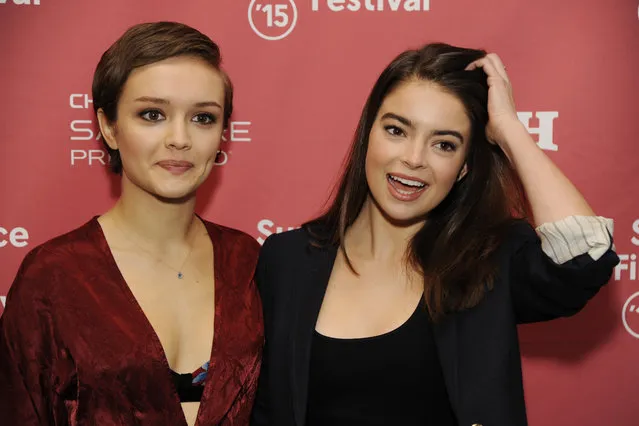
(387, 174), (427, 195)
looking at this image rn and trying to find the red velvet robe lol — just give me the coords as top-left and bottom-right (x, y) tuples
(0, 217), (263, 425)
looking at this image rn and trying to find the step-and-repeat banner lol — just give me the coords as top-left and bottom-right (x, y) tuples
(1, 0), (637, 424)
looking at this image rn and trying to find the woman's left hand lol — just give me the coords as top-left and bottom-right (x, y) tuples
(466, 53), (524, 149)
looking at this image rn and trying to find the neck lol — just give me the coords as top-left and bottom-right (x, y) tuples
(346, 196), (424, 263)
(108, 174), (198, 246)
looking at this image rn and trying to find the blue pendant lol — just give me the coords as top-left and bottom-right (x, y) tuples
(177, 272), (184, 279)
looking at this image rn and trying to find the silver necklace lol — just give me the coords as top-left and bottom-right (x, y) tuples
(112, 216), (198, 280)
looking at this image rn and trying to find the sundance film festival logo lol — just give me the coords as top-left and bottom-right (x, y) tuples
(248, 0), (430, 40)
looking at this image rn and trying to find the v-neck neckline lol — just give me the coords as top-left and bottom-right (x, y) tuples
(91, 214), (222, 426)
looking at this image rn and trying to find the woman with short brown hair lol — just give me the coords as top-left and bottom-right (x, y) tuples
(0, 21), (262, 426)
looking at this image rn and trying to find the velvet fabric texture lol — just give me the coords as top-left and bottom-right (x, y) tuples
(0, 217), (263, 425)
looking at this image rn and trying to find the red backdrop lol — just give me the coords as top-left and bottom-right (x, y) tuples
(1, 0), (638, 424)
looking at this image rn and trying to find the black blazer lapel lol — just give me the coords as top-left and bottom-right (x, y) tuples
(432, 313), (461, 421)
(290, 243), (338, 426)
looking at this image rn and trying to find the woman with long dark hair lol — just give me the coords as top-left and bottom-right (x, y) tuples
(250, 43), (618, 426)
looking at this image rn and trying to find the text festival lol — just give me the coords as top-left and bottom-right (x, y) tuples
(311, 0), (430, 12)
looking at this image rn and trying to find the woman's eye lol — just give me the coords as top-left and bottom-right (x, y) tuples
(139, 110), (164, 121)
(384, 125), (405, 137)
(193, 113), (216, 125)
(436, 141), (457, 152)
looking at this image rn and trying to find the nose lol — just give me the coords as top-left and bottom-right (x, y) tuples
(401, 138), (426, 169)
(165, 118), (192, 150)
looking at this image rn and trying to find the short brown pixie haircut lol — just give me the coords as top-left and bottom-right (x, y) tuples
(92, 21), (233, 174)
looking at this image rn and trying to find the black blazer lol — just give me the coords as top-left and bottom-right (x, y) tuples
(250, 221), (618, 426)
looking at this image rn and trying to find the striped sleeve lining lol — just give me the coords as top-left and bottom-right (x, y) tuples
(535, 216), (614, 264)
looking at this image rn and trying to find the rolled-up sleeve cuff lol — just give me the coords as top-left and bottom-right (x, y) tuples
(535, 215), (614, 264)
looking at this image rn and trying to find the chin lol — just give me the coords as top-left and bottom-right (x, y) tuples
(150, 184), (198, 203)
(374, 197), (429, 227)
(156, 192), (196, 204)
(385, 210), (428, 227)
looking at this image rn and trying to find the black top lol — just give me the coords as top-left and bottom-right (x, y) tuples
(250, 222), (618, 426)
(170, 369), (204, 402)
(306, 300), (457, 426)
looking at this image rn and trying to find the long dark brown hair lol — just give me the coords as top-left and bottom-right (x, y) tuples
(305, 43), (530, 320)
